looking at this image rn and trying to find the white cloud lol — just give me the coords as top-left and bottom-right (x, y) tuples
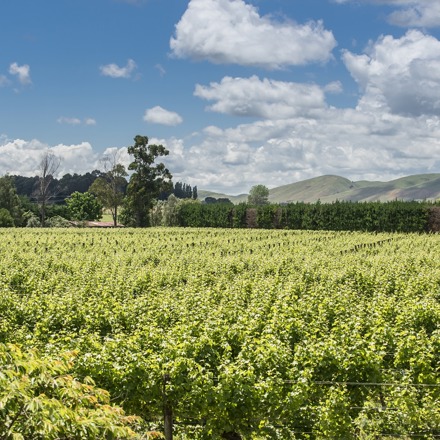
(194, 76), (326, 119)
(143, 106), (183, 126)
(100, 59), (137, 78)
(57, 117), (97, 126)
(343, 30), (440, 116)
(324, 81), (343, 94)
(84, 118), (97, 126)
(159, 107), (440, 193)
(9, 63), (31, 85)
(57, 117), (81, 125)
(334, 0), (440, 27)
(170, 0), (336, 69)
(388, 1), (440, 27)
(2, 98), (440, 194)
(4, 27), (440, 195)
(0, 138), (100, 178)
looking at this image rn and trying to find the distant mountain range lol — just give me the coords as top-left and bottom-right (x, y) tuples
(198, 174), (440, 204)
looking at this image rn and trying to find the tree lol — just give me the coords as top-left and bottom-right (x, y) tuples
(248, 184), (270, 206)
(122, 135), (173, 227)
(162, 194), (183, 226)
(36, 152), (61, 225)
(0, 175), (23, 226)
(89, 152), (128, 227)
(66, 191), (103, 221)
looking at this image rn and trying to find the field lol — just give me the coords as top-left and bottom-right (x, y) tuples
(1, 228), (440, 439)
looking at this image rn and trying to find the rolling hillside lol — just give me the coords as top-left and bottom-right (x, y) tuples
(199, 174), (440, 204)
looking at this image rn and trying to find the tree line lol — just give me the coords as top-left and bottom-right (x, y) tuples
(0, 134), (438, 231)
(154, 198), (440, 233)
(0, 135), (194, 227)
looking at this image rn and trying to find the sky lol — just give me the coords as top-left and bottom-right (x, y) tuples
(1, 0), (440, 194)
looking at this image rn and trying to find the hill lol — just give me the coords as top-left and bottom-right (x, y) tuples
(199, 174), (440, 204)
(197, 189), (248, 204)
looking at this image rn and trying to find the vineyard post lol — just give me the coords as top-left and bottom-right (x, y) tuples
(163, 373), (173, 440)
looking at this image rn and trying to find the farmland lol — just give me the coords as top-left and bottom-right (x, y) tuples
(1, 228), (440, 439)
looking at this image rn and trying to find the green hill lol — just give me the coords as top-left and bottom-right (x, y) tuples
(199, 174), (440, 204)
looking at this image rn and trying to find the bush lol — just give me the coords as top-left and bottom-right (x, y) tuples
(45, 215), (73, 228)
(26, 213), (41, 228)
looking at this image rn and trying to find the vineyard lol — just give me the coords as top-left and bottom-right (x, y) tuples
(0, 228), (440, 439)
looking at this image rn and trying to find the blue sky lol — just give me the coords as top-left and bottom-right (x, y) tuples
(1, 0), (440, 194)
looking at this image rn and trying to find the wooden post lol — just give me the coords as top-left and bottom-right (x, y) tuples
(163, 373), (173, 440)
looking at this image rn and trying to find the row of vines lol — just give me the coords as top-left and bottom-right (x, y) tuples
(0, 228), (439, 438)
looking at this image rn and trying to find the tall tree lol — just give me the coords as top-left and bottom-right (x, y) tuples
(122, 135), (172, 227)
(36, 152), (61, 225)
(248, 184), (270, 206)
(89, 152), (127, 226)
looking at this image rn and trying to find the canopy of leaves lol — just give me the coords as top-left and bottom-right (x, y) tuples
(247, 184), (269, 206)
(89, 162), (127, 227)
(0, 343), (142, 439)
(66, 191), (103, 221)
(0, 176), (23, 226)
(122, 135), (172, 227)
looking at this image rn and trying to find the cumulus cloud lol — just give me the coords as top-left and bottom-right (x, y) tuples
(100, 59), (137, 78)
(159, 107), (440, 193)
(170, 0), (336, 69)
(143, 106), (183, 125)
(9, 63), (31, 85)
(334, 0), (440, 27)
(2, 102), (440, 194)
(194, 76), (326, 119)
(4, 26), (440, 194)
(0, 138), (100, 178)
(343, 30), (440, 116)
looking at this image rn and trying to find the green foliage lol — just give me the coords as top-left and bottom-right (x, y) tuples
(66, 191), (103, 221)
(1, 229), (440, 438)
(0, 175), (23, 226)
(176, 200), (432, 232)
(248, 184), (270, 206)
(89, 161), (127, 227)
(24, 212), (41, 227)
(173, 182), (197, 200)
(45, 215), (72, 228)
(150, 195), (192, 227)
(0, 343), (143, 439)
(45, 202), (71, 220)
(122, 135), (172, 227)
(0, 208), (14, 227)
(179, 202), (233, 227)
